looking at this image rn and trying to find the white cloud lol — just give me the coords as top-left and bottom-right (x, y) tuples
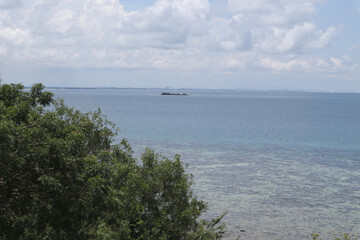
(0, 0), (348, 76)
(120, 0), (210, 47)
(205, 0), (338, 54)
(47, 9), (74, 34)
(221, 58), (246, 72)
(330, 57), (342, 69)
(0, 26), (30, 45)
(207, 16), (252, 51)
(258, 3), (316, 26)
(307, 26), (337, 48)
(329, 55), (357, 71)
(255, 55), (357, 73)
(25, 0), (210, 50)
(257, 22), (338, 53)
(227, 0), (276, 13)
(207, 18), (337, 54)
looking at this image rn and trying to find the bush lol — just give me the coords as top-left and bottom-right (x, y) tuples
(312, 233), (359, 240)
(0, 83), (225, 239)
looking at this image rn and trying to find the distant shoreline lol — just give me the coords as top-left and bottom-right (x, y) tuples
(21, 86), (360, 94)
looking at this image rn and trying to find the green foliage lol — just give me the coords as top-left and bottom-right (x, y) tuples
(312, 233), (358, 240)
(0, 83), (226, 239)
(312, 233), (321, 240)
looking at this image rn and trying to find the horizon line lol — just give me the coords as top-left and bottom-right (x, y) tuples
(20, 86), (360, 94)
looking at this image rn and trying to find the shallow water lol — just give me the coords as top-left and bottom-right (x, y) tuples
(51, 89), (360, 239)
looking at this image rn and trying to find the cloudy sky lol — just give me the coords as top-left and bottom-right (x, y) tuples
(0, 0), (359, 91)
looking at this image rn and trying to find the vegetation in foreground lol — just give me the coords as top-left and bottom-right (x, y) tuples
(0, 83), (226, 239)
(312, 233), (358, 240)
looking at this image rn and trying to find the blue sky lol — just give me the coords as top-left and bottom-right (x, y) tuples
(0, 0), (360, 91)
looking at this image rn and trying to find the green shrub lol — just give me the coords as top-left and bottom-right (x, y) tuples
(0, 83), (225, 240)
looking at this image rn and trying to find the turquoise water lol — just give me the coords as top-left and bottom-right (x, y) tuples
(52, 89), (360, 239)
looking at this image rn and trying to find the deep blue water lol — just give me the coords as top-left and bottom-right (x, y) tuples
(51, 89), (360, 239)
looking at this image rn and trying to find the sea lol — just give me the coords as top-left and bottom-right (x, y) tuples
(51, 88), (360, 240)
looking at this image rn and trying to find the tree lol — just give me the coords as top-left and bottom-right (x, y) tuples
(0, 83), (225, 239)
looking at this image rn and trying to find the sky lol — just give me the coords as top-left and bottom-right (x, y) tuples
(0, 0), (360, 91)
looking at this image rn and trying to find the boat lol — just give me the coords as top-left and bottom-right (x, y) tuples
(161, 92), (188, 96)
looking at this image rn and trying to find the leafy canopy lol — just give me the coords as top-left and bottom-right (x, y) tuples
(0, 83), (225, 239)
